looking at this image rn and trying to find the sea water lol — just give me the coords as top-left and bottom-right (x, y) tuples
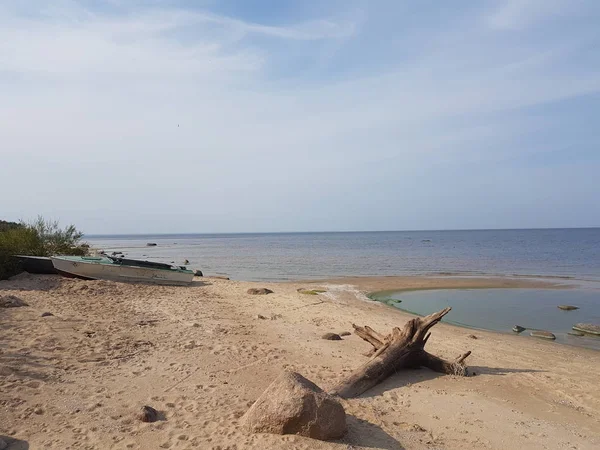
(86, 229), (600, 282)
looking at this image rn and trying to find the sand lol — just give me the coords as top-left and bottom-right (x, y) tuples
(1, 274), (599, 449)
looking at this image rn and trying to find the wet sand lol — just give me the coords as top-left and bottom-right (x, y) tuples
(1, 273), (598, 449)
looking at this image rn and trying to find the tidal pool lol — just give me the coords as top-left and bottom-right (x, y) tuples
(372, 288), (600, 350)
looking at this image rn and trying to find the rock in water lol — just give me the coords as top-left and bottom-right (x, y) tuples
(512, 325), (526, 333)
(322, 333), (342, 341)
(244, 371), (346, 440)
(558, 305), (579, 311)
(247, 288), (274, 295)
(138, 405), (159, 422)
(0, 295), (28, 308)
(194, 269), (203, 277)
(572, 323), (600, 336)
(530, 330), (556, 340)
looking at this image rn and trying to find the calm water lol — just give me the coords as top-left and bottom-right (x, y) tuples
(86, 229), (600, 281)
(372, 289), (600, 350)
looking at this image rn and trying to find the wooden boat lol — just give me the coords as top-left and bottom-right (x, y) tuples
(51, 256), (194, 285)
(13, 255), (58, 274)
(572, 323), (600, 336)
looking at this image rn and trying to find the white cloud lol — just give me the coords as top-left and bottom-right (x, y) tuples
(486, 0), (581, 30)
(0, 0), (599, 232)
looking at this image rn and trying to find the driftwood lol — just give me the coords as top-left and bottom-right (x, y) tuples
(330, 307), (471, 398)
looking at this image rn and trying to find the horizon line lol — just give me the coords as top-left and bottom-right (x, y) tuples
(85, 226), (600, 237)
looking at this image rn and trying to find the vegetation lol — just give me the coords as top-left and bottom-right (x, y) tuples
(0, 216), (88, 279)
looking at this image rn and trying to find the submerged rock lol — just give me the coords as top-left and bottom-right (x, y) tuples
(530, 330), (556, 340)
(558, 305), (579, 311)
(572, 323), (600, 336)
(512, 325), (526, 333)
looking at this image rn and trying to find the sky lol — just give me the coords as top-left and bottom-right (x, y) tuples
(1, 0), (599, 234)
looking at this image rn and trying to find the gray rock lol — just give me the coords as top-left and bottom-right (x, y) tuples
(322, 333), (342, 341)
(530, 330), (556, 340)
(0, 295), (28, 308)
(243, 371), (346, 440)
(573, 323), (600, 336)
(247, 288), (274, 295)
(138, 405), (159, 422)
(557, 305), (579, 311)
(512, 325), (526, 333)
(41, 312), (54, 317)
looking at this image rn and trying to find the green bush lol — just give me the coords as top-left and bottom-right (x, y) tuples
(0, 216), (88, 279)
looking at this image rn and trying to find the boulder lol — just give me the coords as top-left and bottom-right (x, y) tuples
(247, 288), (274, 295)
(244, 371), (346, 440)
(322, 333), (342, 341)
(512, 325), (526, 333)
(558, 305), (579, 311)
(0, 295), (28, 308)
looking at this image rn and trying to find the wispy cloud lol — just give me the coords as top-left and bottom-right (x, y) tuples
(486, 0), (583, 30)
(1, 0), (599, 232)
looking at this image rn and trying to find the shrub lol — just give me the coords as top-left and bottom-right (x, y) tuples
(0, 216), (88, 279)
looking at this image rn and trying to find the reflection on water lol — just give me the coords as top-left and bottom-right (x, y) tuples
(372, 289), (600, 351)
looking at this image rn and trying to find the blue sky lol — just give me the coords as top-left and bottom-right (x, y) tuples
(1, 0), (599, 233)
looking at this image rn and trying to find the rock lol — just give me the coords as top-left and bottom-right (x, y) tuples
(138, 405), (159, 422)
(530, 330), (556, 340)
(572, 323), (600, 336)
(146, 243), (157, 246)
(0, 438), (7, 450)
(568, 331), (584, 336)
(247, 288), (274, 295)
(558, 305), (579, 311)
(270, 314), (282, 320)
(322, 333), (342, 341)
(209, 275), (230, 280)
(34, 407), (44, 415)
(339, 331), (351, 337)
(184, 259), (190, 265)
(467, 334), (478, 339)
(256, 314), (268, 320)
(0, 295), (28, 308)
(194, 269), (203, 277)
(243, 371), (346, 440)
(512, 325), (526, 333)
(297, 289), (326, 295)
(41, 312), (54, 317)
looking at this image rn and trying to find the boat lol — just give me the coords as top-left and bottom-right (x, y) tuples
(51, 256), (194, 285)
(13, 255), (58, 274)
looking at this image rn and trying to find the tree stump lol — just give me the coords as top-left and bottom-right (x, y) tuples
(330, 307), (471, 398)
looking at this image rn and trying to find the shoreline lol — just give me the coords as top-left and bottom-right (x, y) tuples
(1, 273), (599, 449)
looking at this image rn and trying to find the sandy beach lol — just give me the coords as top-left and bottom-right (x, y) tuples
(1, 273), (599, 450)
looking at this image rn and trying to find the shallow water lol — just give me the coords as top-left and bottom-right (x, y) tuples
(372, 288), (600, 350)
(86, 229), (600, 281)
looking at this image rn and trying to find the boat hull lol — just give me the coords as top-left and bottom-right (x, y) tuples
(13, 255), (58, 274)
(51, 257), (194, 286)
